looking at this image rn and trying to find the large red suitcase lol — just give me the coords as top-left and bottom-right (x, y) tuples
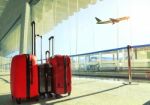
(48, 55), (72, 95)
(47, 36), (72, 96)
(10, 54), (39, 103)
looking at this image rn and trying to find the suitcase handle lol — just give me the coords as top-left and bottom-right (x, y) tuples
(45, 51), (50, 62)
(48, 36), (54, 57)
(31, 21), (36, 55)
(36, 34), (43, 64)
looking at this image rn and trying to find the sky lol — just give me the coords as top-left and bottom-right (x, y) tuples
(36, 0), (150, 60)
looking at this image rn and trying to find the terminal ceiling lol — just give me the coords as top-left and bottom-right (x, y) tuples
(0, 0), (97, 39)
(0, 0), (8, 17)
(0, 0), (97, 55)
(32, 0), (97, 35)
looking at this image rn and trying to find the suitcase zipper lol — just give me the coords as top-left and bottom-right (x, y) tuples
(64, 56), (67, 93)
(26, 54), (30, 99)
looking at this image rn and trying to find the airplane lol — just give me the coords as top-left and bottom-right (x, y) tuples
(95, 16), (130, 24)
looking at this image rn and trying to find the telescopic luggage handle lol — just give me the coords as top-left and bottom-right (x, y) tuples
(36, 34), (42, 64)
(31, 21), (36, 55)
(48, 36), (54, 57)
(45, 51), (50, 62)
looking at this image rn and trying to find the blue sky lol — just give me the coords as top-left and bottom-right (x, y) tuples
(36, 0), (150, 60)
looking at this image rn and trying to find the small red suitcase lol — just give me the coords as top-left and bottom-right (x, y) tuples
(38, 63), (52, 96)
(37, 36), (52, 97)
(47, 36), (72, 96)
(10, 54), (39, 104)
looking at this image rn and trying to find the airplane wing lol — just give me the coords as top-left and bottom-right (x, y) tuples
(109, 18), (119, 24)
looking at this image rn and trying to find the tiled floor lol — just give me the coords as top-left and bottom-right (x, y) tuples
(0, 72), (150, 105)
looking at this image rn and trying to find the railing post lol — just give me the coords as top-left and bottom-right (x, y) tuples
(127, 45), (132, 84)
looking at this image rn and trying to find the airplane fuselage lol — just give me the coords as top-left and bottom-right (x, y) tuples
(95, 16), (129, 24)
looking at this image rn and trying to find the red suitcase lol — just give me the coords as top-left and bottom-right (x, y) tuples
(47, 36), (72, 96)
(37, 35), (52, 97)
(10, 54), (39, 104)
(38, 61), (52, 96)
(10, 21), (39, 104)
(48, 55), (72, 95)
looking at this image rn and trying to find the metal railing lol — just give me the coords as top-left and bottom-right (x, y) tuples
(70, 44), (150, 82)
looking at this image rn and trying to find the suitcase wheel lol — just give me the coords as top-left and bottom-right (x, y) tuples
(55, 94), (62, 99)
(35, 97), (39, 101)
(11, 96), (13, 100)
(40, 93), (45, 99)
(11, 96), (15, 102)
(47, 93), (53, 98)
(68, 92), (71, 96)
(16, 99), (21, 104)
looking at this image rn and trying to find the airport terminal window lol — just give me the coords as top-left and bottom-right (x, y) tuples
(86, 54), (100, 71)
(71, 56), (79, 71)
(100, 52), (117, 70)
(131, 47), (150, 68)
(78, 55), (87, 71)
(117, 50), (125, 66)
(0, 21), (21, 72)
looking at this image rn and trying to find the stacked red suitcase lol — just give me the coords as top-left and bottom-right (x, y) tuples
(47, 36), (72, 96)
(10, 21), (72, 104)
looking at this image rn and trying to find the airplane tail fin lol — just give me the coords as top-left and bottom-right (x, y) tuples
(95, 17), (101, 24)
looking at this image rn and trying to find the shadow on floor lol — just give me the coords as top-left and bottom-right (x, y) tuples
(0, 74), (10, 76)
(0, 84), (127, 105)
(45, 84), (127, 105)
(0, 93), (56, 105)
(0, 77), (10, 84)
(143, 100), (150, 105)
(0, 94), (13, 105)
